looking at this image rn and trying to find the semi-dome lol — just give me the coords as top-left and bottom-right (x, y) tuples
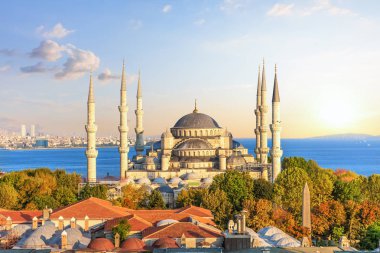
(121, 238), (146, 251)
(174, 111), (220, 129)
(153, 177), (167, 185)
(136, 177), (152, 185)
(270, 232), (289, 241)
(227, 155), (246, 165)
(157, 219), (179, 227)
(88, 238), (114, 251)
(152, 238), (179, 249)
(258, 226), (284, 237)
(176, 139), (212, 150)
(181, 172), (201, 180)
(168, 177), (182, 185)
(157, 185), (174, 194)
(276, 237), (300, 247)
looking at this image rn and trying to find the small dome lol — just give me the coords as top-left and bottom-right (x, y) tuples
(232, 140), (244, 148)
(258, 226), (284, 237)
(152, 238), (179, 249)
(169, 177), (182, 185)
(161, 129), (173, 138)
(136, 177), (152, 185)
(173, 112), (220, 129)
(11, 224), (32, 237)
(276, 237), (300, 247)
(157, 219), (179, 227)
(121, 238), (145, 251)
(153, 177), (167, 185)
(181, 172), (200, 180)
(88, 238), (114, 251)
(176, 139), (212, 150)
(227, 154), (246, 166)
(23, 236), (46, 248)
(201, 177), (213, 185)
(157, 185), (174, 194)
(270, 232), (289, 241)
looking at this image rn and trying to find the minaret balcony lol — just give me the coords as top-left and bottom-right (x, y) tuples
(254, 109), (260, 116)
(85, 124), (97, 132)
(135, 110), (144, 116)
(118, 125), (129, 132)
(260, 147), (269, 154)
(118, 105), (128, 112)
(270, 149), (283, 158)
(259, 126), (268, 132)
(254, 128), (260, 135)
(259, 105), (268, 113)
(270, 124), (282, 131)
(86, 149), (98, 158)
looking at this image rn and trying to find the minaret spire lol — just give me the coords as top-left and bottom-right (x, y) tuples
(85, 73), (98, 183)
(135, 69), (145, 155)
(254, 65), (262, 161)
(259, 59), (269, 169)
(193, 99), (198, 113)
(270, 64), (283, 182)
(119, 62), (129, 179)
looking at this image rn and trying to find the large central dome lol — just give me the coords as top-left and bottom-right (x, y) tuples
(173, 111), (221, 129)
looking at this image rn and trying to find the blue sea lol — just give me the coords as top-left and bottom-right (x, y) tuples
(0, 139), (379, 178)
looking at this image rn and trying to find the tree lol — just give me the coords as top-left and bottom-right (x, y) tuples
(79, 184), (108, 200)
(112, 219), (131, 241)
(367, 174), (380, 204)
(0, 183), (19, 209)
(202, 189), (232, 230)
(120, 184), (148, 209)
(243, 198), (274, 231)
(140, 189), (166, 209)
(30, 195), (59, 210)
(53, 186), (77, 207)
(274, 167), (311, 217)
(360, 221), (380, 250)
(333, 176), (366, 203)
(176, 188), (206, 207)
(210, 170), (254, 212)
(310, 169), (334, 206)
(282, 157), (308, 171)
(253, 179), (273, 200)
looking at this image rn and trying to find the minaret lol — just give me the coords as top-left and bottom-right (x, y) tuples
(135, 71), (145, 155)
(270, 65), (283, 182)
(302, 182), (311, 230)
(259, 60), (269, 164)
(119, 62), (129, 180)
(254, 65), (262, 161)
(85, 73), (98, 183)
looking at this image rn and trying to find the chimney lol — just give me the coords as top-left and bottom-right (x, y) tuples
(41, 219), (45, 226)
(84, 215), (89, 232)
(114, 233), (120, 248)
(43, 206), (50, 220)
(235, 214), (242, 234)
(70, 217), (76, 229)
(5, 216), (12, 230)
(227, 220), (235, 234)
(241, 210), (248, 234)
(32, 216), (38, 230)
(339, 236), (350, 248)
(61, 230), (68, 249)
(58, 216), (64, 230)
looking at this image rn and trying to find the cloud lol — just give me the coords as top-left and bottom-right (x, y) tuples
(0, 65), (11, 72)
(220, 0), (247, 13)
(20, 62), (49, 73)
(0, 49), (16, 57)
(194, 18), (206, 26)
(267, 3), (294, 16)
(55, 44), (100, 79)
(162, 4), (172, 13)
(98, 68), (120, 81)
(30, 40), (64, 62)
(36, 23), (74, 39)
(129, 19), (143, 30)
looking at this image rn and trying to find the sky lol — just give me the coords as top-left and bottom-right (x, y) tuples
(0, 0), (380, 138)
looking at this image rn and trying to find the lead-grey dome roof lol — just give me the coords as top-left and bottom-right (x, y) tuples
(176, 139), (212, 150)
(174, 112), (220, 129)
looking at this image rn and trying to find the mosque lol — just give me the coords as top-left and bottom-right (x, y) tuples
(85, 61), (283, 184)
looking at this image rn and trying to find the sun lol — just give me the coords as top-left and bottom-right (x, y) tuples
(319, 99), (357, 129)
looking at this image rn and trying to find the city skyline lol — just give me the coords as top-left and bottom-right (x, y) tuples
(1, 0), (380, 138)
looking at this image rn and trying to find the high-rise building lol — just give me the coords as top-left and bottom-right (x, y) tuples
(30, 125), (36, 137)
(21, 124), (26, 138)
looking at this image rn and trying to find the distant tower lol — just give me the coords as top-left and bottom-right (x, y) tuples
(21, 124), (26, 138)
(302, 182), (311, 230)
(119, 62), (129, 180)
(259, 60), (269, 164)
(30, 125), (36, 138)
(135, 71), (145, 155)
(270, 65), (283, 182)
(254, 65), (262, 161)
(85, 74), (98, 183)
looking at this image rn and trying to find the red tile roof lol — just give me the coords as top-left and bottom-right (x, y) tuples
(142, 222), (222, 239)
(176, 205), (214, 218)
(104, 214), (153, 232)
(0, 210), (42, 224)
(50, 197), (130, 219)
